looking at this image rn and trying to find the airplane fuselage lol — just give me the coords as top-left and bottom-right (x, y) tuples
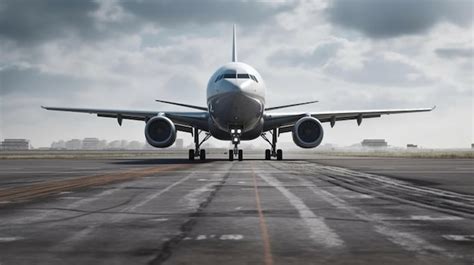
(206, 62), (266, 140)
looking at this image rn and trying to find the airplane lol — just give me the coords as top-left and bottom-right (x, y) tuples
(43, 25), (435, 161)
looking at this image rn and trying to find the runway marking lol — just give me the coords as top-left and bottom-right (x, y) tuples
(181, 181), (216, 209)
(185, 234), (244, 241)
(291, 174), (452, 256)
(251, 164), (274, 265)
(0, 236), (23, 242)
(442, 235), (474, 242)
(124, 173), (194, 212)
(258, 172), (344, 248)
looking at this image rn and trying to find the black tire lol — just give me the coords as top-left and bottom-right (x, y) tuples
(228, 150), (234, 161)
(276, 149), (283, 160)
(189, 149), (195, 160)
(265, 149), (271, 160)
(200, 149), (206, 160)
(238, 149), (243, 161)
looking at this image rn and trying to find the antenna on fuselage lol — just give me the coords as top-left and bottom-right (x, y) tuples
(232, 24), (237, 62)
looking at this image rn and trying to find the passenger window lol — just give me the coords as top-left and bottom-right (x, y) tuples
(237, 73), (250, 79)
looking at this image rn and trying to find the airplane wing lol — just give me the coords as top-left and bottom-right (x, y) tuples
(41, 106), (209, 132)
(263, 106), (435, 132)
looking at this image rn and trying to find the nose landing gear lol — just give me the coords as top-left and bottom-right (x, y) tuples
(228, 128), (243, 161)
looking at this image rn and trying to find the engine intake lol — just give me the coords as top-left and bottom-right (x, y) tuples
(292, 117), (324, 148)
(145, 116), (176, 148)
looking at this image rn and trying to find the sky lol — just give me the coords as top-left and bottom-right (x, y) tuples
(0, 0), (473, 149)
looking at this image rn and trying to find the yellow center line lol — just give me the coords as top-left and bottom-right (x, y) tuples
(251, 162), (274, 265)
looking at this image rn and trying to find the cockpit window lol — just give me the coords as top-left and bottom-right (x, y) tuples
(250, 74), (258, 83)
(237, 73), (250, 79)
(223, 73), (236, 78)
(215, 71), (258, 83)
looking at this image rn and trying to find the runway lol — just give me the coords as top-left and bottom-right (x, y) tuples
(0, 156), (473, 265)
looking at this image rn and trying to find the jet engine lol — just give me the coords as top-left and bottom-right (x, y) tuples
(145, 116), (176, 148)
(292, 117), (324, 148)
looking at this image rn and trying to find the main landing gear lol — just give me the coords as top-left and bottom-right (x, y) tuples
(261, 128), (283, 160)
(189, 128), (211, 161)
(228, 128), (243, 161)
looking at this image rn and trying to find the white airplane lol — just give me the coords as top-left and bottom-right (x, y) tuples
(43, 26), (434, 161)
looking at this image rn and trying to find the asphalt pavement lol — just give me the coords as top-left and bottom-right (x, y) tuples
(0, 156), (472, 265)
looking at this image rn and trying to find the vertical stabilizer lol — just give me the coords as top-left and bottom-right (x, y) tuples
(232, 24), (237, 62)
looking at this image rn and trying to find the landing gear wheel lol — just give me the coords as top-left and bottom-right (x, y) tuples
(238, 149), (243, 161)
(276, 149), (283, 160)
(228, 150), (234, 161)
(200, 149), (206, 160)
(265, 149), (271, 160)
(189, 149), (195, 161)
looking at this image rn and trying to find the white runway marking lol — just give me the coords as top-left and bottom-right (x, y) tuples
(293, 174), (452, 256)
(442, 235), (474, 242)
(125, 173), (194, 212)
(0, 236), (23, 242)
(258, 173), (344, 248)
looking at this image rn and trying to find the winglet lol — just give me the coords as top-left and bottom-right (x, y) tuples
(431, 105), (437, 111)
(232, 24), (237, 62)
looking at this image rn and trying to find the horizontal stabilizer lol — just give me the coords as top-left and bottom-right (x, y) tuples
(265, 100), (318, 111)
(155, 99), (208, 111)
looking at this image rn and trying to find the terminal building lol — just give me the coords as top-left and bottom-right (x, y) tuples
(65, 139), (82, 150)
(361, 139), (388, 148)
(82, 138), (100, 150)
(0, 139), (30, 150)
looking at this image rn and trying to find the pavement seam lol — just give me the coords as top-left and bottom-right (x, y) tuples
(251, 162), (274, 265)
(148, 163), (232, 265)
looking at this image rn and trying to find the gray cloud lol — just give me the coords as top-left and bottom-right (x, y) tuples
(326, 0), (473, 38)
(0, 0), (295, 45)
(0, 66), (91, 97)
(324, 55), (433, 86)
(122, 0), (295, 26)
(0, 0), (101, 44)
(268, 41), (342, 67)
(435, 48), (474, 59)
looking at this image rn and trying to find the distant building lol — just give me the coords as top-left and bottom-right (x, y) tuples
(407, 144), (418, 149)
(82, 138), (100, 150)
(0, 139), (30, 150)
(361, 139), (388, 148)
(51, 140), (66, 149)
(65, 139), (82, 150)
(472, 143), (474, 149)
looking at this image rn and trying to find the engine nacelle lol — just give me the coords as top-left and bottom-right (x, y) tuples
(292, 117), (324, 148)
(145, 116), (176, 148)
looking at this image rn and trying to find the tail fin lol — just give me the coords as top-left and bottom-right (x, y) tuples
(232, 24), (237, 62)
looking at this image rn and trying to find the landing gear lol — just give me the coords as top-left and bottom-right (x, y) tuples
(265, 149), (271, 160)
(189, 128), (211, 161)
(228, 149), (234, 161)
(261, 128), (283, 160)
(276, 149), (283, 160)
(228, 127), (243, 161)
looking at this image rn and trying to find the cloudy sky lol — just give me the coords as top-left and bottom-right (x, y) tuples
(0, 0), (472, 148)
